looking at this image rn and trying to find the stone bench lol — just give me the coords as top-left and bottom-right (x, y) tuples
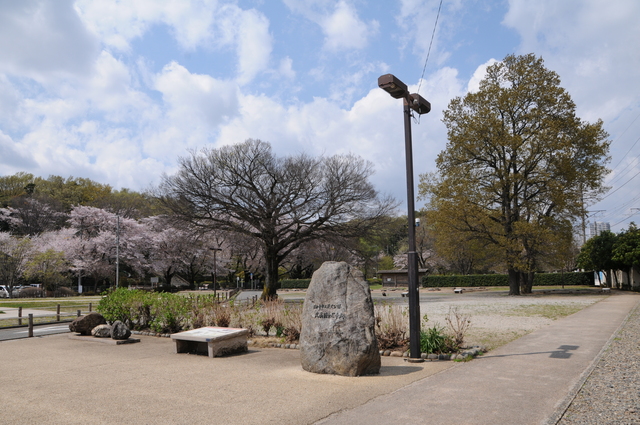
(454, 288), (464, 294)
(171, 327), (249, 358)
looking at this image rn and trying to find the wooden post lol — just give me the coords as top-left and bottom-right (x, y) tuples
(56, 304), (60, 321)
(77, 310), (81, 317)
(28, 314), (33, 337)
(89, 302), (92, 312)
(18, 306), (22, 326)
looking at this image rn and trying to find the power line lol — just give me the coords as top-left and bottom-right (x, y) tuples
(610, 110), (640, 147)
(600, 168), (640, 201)
(417, 0), (443, 96)
(608, 134), (640, 175)
(607, 153), (639, 187)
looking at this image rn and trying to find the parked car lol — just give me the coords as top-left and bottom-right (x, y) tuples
(0, 285), (9, 298)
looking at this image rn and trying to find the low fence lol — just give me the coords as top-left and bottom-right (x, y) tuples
(0, 303), (95, 335)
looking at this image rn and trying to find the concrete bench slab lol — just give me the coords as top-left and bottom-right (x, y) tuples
(68, 334), (140, 345)
(171, 327), (249, 358)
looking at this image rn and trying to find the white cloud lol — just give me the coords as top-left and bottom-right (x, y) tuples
(278, 57), (296, 80)
(235, 8), (273, 85)
(214, 66), (465, 204)
(503, 0), (640, 123)
(75, 0), (216, 52)
(283, 0), (377, 52)
(76, 1), (273, 85)
(0, 131), (37, 170)
(467, 59), (497, 93)
(320, 1), (378, 51)
(397, 0), (459, 67)
(0, 0), (98, 82)
(152, 61), (239, 155)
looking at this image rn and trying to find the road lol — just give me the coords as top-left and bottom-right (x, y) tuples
(0, 323), (71, 342)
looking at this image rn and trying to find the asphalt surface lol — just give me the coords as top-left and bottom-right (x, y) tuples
(0, 323), (71, 341)
(0, 291), (637, 424)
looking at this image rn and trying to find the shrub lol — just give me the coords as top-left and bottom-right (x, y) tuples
(98, 288), (139, 327)
(420, 325), (448, 354)
(17, 287), (44, 298)
(375, 304), (408, 350)
(445, 307), (472, 350)
(281, 303), (302, 343)
(149, 293), (190, 333)
(422, 272), (594, 288)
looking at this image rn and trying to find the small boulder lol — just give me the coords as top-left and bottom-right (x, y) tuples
(91, 324), (112, 338)
(111, 320), (131, 340)
(69, 312), (107, 335)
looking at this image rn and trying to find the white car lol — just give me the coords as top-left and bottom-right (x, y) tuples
(0, 285), (9, 298)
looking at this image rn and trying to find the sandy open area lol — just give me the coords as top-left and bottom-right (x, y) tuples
(414, 289), (608, 349)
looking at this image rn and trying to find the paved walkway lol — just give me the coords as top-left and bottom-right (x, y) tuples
(317, 292), (639, 425)
(0, 292), (637, 424)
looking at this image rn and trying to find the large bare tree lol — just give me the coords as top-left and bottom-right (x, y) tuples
(159, 139), (396, 299)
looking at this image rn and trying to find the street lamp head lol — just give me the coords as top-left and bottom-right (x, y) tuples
(378, 74), (408, 99)
(410, 93), (431, 115)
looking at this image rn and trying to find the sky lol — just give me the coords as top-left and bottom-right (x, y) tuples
(0, 0), (639, 235)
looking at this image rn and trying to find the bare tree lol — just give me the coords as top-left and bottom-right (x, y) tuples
(158, 139), (396, 299)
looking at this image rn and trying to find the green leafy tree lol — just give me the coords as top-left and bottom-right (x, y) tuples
(612, 223), (640, 289)
(420, 54), (610, 295)
(33, 175), (113, 211)
(24, 249), (70, 293)
(0, 172), (35, 207)
(577, 230), (618, 287)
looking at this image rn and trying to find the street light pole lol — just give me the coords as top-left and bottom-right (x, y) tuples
(378, 74), (431, 361)
(403, 97), (422, 361)
(210, 247), (221, 297)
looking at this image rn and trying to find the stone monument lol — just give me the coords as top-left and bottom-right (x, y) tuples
(300, 261), (380, 376)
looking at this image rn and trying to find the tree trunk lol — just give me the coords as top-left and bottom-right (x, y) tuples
(164, 267), (175, 288)
(606, 269), (613, 288)
(520, 271), (534, 294)
(262, 251), (279, 300)
(508, 268), (520, 295)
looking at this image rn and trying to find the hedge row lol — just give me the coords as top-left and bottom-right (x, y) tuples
(422, 272), (594, 288)
(279, 279), (312, 289)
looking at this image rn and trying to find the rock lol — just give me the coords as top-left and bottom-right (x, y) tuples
(111, 320), (131, 340)
(300, 261), (381, 376)
(91, 324), (112, 338)
(69, 312), (107, 335)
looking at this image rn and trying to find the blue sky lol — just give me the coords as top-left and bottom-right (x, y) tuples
(0, 0), (639, 234)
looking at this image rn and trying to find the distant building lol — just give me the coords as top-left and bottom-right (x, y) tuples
(589, 222), (611, 238)
(377, 269), (430, 287)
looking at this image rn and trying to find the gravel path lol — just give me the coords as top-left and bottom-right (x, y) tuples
(557, 301), (640, 425)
